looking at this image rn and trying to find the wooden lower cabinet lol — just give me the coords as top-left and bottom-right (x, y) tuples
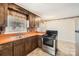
(0, 43), (13, 56)
(31, 36), (38, 50)
(0, 35), (42, 56)
(24, 38), (32, 55)
(0, 48), (12, 56)
(24, 36), (38, 55)
(13, 40), (24, 56)
(13, 44), (24, 56)
(38, 36), (42, 48)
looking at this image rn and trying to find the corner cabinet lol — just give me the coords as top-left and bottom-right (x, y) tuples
(24, 36), (38, 55)
(0, 3), (7, 26)
(31, 36), (38, 50)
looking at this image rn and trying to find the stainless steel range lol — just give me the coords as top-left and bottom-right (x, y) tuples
(42, 30), (57, 56)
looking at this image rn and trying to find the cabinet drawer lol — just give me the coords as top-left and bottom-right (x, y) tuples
(0, 43), (12, 50)
(13, 39), (24, 46)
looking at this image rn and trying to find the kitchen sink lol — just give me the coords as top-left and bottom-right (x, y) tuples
(9, 35), (26, 40)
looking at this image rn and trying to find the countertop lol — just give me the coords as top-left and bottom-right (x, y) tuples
(0, 32), (45, 45)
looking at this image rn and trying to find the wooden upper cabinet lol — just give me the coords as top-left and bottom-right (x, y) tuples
(0, 3), (8, 26)
(8, 3), (29, 16)
(0, 3), (40, 32)
(29, 13), (35, 27)
(28, 13), (37, 32)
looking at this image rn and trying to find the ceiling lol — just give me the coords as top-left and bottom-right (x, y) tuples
(16, 3), (79, 20)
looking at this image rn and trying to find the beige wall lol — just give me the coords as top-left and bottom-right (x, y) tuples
(39, 19), (76, 55)
(46, 19), (75, 43)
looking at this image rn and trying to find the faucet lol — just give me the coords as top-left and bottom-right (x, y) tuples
(16, 33), (23, 38)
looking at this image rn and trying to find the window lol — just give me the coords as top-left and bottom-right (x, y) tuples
(5, 10), (27, 34)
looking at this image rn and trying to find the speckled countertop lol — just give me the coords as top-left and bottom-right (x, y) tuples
(0, 32), (45, 44)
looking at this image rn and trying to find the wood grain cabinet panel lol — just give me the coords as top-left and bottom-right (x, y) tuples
(24, 36), (38, 55)
(8, 3), (29, 15)
(28, 13), (37, 32)
(13, 44), (24, 56)
(38, 36), (42, 48)
(0, 43), (13, 56)
(0, 48), (12, 56)
(13, 39), (25, 56)
(31, 36), (38, 50)
(0, 35), (42, 56)
(0, 3), (7, 26)
(24, 38), (32, 55)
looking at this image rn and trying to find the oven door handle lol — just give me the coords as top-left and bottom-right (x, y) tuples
(42, 38), (43, 46)
(53, 40), (56, 48)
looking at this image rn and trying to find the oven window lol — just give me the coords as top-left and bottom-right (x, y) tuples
(43, 38), (54, 47)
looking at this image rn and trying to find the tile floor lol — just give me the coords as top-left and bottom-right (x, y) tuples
(27, 48), (69, 56)
(27, 48), (51, 56)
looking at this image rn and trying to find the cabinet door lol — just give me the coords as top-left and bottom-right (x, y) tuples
(24, 38), (32, 55)
(31, 36), (38, 50)
(14, 44), (24, 56)
(13, 40), (24, 56)
(0, 4), (7, 26)
(38, 36), (42, 48)
(34, 37), (38, 49)
(0, 43), (13, 56)
(28, 13), (36, 32)
(0, 48), (12, 56)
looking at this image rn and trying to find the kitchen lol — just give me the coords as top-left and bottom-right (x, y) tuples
(0, 3), (79, 56)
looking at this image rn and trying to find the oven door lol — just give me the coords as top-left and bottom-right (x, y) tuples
(42, 37), (56, 55)
(43, 37), (54, 47)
